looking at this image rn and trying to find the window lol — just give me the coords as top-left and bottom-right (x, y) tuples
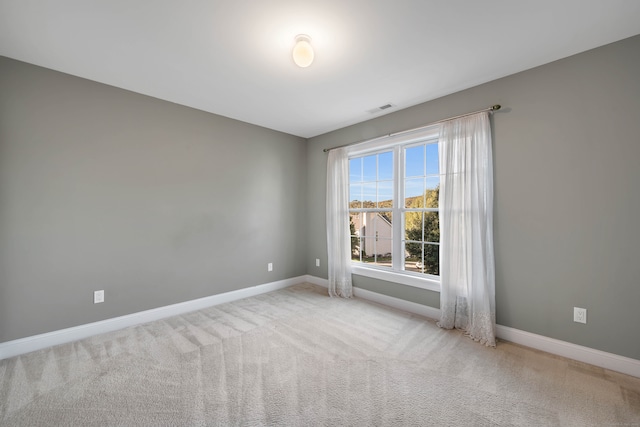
(347, 128), (440, 291)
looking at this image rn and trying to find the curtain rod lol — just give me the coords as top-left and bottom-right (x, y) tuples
(322, 104), (501, 153)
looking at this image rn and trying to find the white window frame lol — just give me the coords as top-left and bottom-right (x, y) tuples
(347, 125), (441, 292)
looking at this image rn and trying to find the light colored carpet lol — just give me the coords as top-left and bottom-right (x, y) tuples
(1, 283), (639, 426)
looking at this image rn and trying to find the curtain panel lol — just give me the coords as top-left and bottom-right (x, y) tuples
(437, 112), (496, 346)
(326, 147), (353, 298)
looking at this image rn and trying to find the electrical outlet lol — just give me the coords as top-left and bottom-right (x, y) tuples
(316, 258), (320, 267)
(268, 262), (273, 272)
(94, 290), (104, 304)
(573, 307), (586, 324)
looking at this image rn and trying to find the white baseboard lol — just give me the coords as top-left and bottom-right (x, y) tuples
(353, 287), (442, 320)
(303, 274), (441, 320)
(0, 276), (306, 360)
(495, 325), (640, 378)
(4, 274), (639, 379)
(303, 275), (640, 378)
(303, 274), (329, 288)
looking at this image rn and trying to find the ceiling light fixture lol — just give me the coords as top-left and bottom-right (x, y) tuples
(292, 34), (314, 68)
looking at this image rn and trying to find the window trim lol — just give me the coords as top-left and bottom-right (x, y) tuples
(347, 125), (441, 292)
(352, 264), (441, 292)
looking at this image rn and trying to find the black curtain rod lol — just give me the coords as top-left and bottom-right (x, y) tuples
(323, 104), (501, 153)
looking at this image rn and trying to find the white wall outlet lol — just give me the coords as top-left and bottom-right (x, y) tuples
(316, 258), (320, 267)
(267, 262), (273, 272)
(573, 307), (586, 324)
(94, 290), (105, 304)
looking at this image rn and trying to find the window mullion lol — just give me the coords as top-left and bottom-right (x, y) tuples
(392, 145), (403, 271)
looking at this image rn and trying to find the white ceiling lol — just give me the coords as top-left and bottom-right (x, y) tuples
(1, 1), (639, 138)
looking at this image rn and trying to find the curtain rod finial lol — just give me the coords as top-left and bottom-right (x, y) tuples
(491, 105), (501, 111)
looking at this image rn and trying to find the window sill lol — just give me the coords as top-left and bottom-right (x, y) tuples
(351, 264), (441, 292)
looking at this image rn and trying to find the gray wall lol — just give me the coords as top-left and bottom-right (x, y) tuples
(306, 35), (640, 360)
(0, 56), (307, 342)
(2, 34), (640, 362)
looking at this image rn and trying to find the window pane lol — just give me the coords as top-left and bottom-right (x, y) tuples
(424, 212), (439, 243)
(405, 145), (424, 177)
(425, 177), (439, 208)
(362, 182), (376, 207)
(375, 211), (393, 239)
(404, 208), (422, 273)
(403, 243), (439, 275)
(405, 178), (425, 207)
(373, 212), (392, 268)
(423, 243), (439, 275)
(350, 212), (363, 235)
(404, 212), (423, 241)
(426, 143), (439, 175)
(351, 237), (363, 262)
(378, 151), (393, 180)
(363, 155), (376, 182)
(377, 181), (393, 208)
(349, 183), (362, 208)
(349, 157), (362, 183)
(404, 251), (423, 273)
(360, 221), (373, 261)
(359, 212), (375, 237)
(426, 176), (439, 190)
(373, 239), (392, 268)
(349, 213), (363, 262)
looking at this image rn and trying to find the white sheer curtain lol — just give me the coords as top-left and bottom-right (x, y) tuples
(326, 147), (353, 298)
(437, 112), (496, 346)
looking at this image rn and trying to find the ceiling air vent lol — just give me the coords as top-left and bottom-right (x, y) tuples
(367, 103), (396, 114)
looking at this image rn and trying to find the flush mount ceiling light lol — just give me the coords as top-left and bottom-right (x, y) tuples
(292, 34), (314, 68)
